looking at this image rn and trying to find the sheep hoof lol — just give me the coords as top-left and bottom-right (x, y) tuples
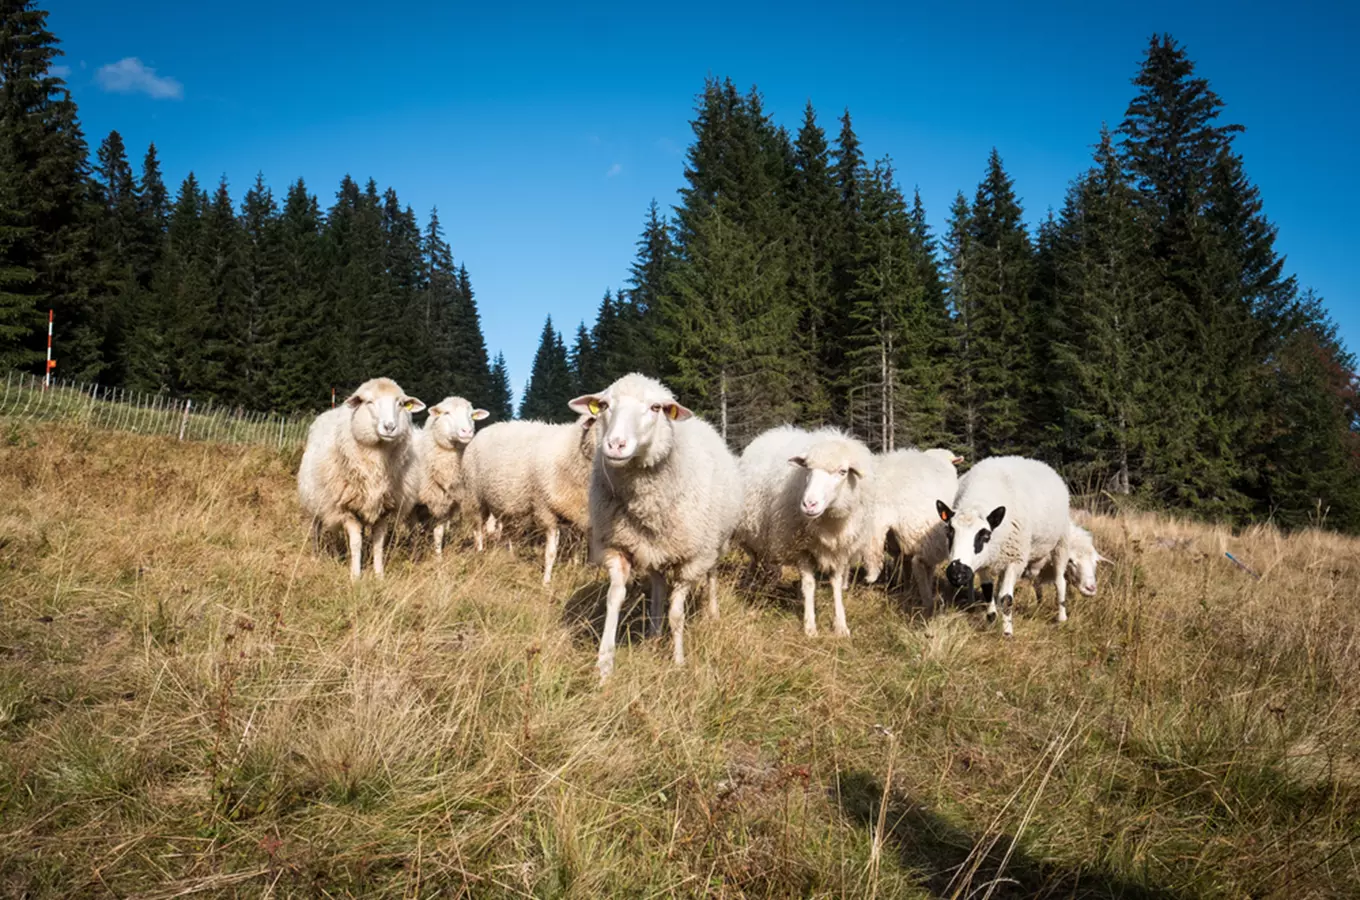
(985, 611), (996, 623)
(803, 624), (818, 638)
(834, 624), (851, 638)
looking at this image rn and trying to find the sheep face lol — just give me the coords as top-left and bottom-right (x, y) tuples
(1066, 526), (1107, 596)
(428, 396), (488, 449)
(346, 377), (425, 446)
(569, 374), (691, 469)
(936, 500), (1005, 587)
(789, 441), (867, 519)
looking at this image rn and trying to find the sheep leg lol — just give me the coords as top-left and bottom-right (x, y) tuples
(344, 518), (363, 581)
(310, 517), (323, 555)
(997, 563), (1022, 638)
(433, 523), (446, 559)
(863, 530), (885, 584)
(982, 578), (996, 620)
(912, 556), (936, 616)
(597, 550), (632, 682)
(542, 525), (560, 586)
(474, 511), (487, 552)
(831, 564), (851, 637)
(669, 581), (692, 666)
(799, 563), (818, 637)
(371, 518), (389, 579)
(648, 571), (667, 637)
(705, 570), (720, 620)
(1053, 549), (1070, 623)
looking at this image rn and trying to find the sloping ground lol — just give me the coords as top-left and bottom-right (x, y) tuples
(1, 423), (1359, 898)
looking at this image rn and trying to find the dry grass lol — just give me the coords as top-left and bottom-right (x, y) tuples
(2, 422), (1360, 898)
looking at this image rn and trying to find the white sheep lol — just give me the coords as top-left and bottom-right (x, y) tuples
(859, 447), (962, 612)
(979, 520), (1108, 615)
(412, 396), (488, 558)
(460, 414), (600, 584)
(936, 455), (1071, 637)
(297, 377), (425, 579)
(735, 426), (874, 638)
(568, 373), (743, 681)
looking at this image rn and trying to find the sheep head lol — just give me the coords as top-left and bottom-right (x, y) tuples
(427, 396), (488, 449)
(788, 436), (871, 520)
(569, 373), (691, 469)
(937, 500), (1005, 587)
(346, 377), (424, 446)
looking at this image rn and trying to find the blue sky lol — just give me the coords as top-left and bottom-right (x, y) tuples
(50, 0), (1357, 402)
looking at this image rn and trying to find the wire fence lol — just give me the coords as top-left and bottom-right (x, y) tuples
(0, 371), (314, 449)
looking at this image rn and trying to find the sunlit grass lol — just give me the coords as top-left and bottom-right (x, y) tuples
(1, 422), (1358, 897)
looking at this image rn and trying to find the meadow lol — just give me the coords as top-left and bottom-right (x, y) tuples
(1, 422), (1358, 898)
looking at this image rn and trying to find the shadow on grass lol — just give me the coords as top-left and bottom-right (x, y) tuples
(836, 770), (1187, 900)
(559, 577), (651, 650)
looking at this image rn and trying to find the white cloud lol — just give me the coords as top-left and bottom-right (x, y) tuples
(49, 64), (70, 78)
(95, 57), (183, 100)
(605, 163), (622, 178)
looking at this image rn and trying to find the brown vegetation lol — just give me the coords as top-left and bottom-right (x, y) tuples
(2, 423), (1359, 897)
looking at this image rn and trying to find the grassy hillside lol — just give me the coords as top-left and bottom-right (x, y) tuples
(1, 424), (1358, 898)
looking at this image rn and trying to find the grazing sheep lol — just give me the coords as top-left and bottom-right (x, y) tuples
(298, 377), (425, 579)
(568, 373), (743, 681)
(461, 415), (600, 584)
(412, 396), (488, 558)
(936, 455), (1070, 637)
(978, 521), (1108, 618)
(859, 447), (962, 612)
(735, 426), (874, 638)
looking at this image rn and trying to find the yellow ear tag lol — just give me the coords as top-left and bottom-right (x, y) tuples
(666, 405), (679, 421)
(938, 509), (948, 522)
(402, 400), (414, 411)
(587, 399), (600, 415)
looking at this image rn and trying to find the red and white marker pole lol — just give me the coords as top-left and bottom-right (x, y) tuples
(44, 309), (55, 388)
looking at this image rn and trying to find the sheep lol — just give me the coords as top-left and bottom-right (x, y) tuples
(297, 377), (425, 579)
(412, 396), (488, 558)
(568, 373), (743, 681)
(735, 426), (875, 638)
(935, 455), (1071, 637)
(858, 447), (962, 612)
(976, 520), (1108, 617)
(460, 414), (600, 584)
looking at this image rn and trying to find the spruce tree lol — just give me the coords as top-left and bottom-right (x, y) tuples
(569, 321), (603, 394)
(487, 351), (514, 421)
(0, 135), (37, 368)
(90, 131), (140, 382)
(0, 0), (100, 377)
(265, 178), (329, 410)
(963, 149), (1036, 457)
(943, 192), (978, 458)
(519, 317), (575, 422)
(239, 174), (280, 408)
(1047, 128), (1160, 496)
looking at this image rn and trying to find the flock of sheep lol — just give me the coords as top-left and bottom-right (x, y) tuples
(297, 374), (1109, 681)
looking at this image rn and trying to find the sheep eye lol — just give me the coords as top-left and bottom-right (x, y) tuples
(838, 467), (848, 477)
(974, 530), (990, 554)
(650, 403), (662, 413)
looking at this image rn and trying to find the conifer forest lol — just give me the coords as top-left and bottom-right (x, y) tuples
(2, 2), (1356, 530)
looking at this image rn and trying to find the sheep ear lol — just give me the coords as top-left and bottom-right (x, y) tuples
(471, 409), (490, 421)
(345, 393), (364, 409)
(1095, 551), (1111, 564)
(663, 402), (693, 422)
(936, 500), (953, 522)
(569, 393), (605, 416)
(402, 397), (426, 414)
(580, 415), (597, 430)
(986, 506), (1006, 530)
(847, 464), (865, 480)
(789, 455), (809, 469)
